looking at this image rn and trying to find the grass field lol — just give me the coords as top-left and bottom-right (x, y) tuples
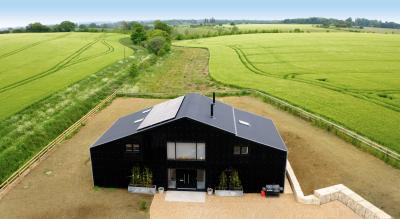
(0, 32), (128, 120)
(175, 32), (400, 153)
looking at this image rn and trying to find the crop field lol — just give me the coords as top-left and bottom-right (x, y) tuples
(231, 24), (335, 32)
(0, 32), (127, 120)
(175, 32), (400, 153)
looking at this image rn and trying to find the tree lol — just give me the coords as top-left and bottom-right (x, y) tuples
(146, 36), (170, 56)
(147, 29), (170, 42)
(26, 22), (50, 32)
(55, 21), (76, 32)
(130, 22), (147, 45)
(345, 17), (353, 28)
(154, 20), (172, 34)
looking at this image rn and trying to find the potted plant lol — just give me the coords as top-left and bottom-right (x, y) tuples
(207, 187), (213, 195)
(158, 186), (165, 194)
(215, 169), (244, 197)
(128, 166), (156, 194)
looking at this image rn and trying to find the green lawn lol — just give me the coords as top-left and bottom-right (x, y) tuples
(0, 32), (129, 120)
(175, 32), (400, 152)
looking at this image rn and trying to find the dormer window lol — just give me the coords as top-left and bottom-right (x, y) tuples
(126, 144), (140, 153)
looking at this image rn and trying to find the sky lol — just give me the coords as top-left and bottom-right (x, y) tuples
(1, 0), (400, 28)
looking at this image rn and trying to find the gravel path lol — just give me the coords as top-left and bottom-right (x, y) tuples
(150, 193), (360, 219)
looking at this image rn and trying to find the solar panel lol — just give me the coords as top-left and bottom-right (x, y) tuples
(137, 96), (184, 130)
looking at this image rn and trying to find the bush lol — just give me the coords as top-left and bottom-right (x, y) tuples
(129, 63), (138, 77)
(230, 170), (242, 189)
(131, 166), (153, 186)
(146, 36), (170, 56)
(217, 171), (228, 190)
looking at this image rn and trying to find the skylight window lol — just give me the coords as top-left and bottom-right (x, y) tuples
(142, 108), (151, 114)
(134, 118), (144, 123)
(238, 120), (250, 126)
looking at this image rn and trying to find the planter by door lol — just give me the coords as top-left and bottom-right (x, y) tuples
(128, 185), (156, 194)
(215, 189), (244, 197)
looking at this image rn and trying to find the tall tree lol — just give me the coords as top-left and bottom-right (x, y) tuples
(55, 21), (76, 32)
(26, 22), (50, 32)
(154, 20), (172, 34)
(130, 22), (147, 45)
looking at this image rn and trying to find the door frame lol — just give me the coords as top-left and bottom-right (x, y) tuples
(176, 168), (197, 190)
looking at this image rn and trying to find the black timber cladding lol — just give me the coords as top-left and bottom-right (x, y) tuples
(92, 93), (287, 152)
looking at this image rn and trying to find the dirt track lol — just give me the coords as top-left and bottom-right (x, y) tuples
(0, 96), (399, 218)
(222, 96), (400, 218)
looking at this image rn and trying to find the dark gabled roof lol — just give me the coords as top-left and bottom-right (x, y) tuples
(92, 93), (287, 152)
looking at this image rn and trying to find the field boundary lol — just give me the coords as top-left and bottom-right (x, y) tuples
(0, 90), (117, 200)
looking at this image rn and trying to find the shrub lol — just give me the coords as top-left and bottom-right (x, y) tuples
(146, 36), (170, 56)
(129, 63), (138, 77)
(131, 166), (142, 185)
(230, 170), (242, 189)
(217, 171), (228, 190)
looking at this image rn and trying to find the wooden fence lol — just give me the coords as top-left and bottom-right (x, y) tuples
(0, 90), (117, 199)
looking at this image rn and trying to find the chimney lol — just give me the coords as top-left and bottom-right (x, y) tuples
(210, 92), (216, 118)
(213, 92), (215, 104)
(210, 103), (214, 118)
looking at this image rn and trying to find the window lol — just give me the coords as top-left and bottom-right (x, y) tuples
(196, 143), (205, 160)
(126, 144), (140, 153)
(238, 120), (251, 126)
(197, 169), (206, 189)
(241, 146), (248, 155)
(234, 146), (249, 155)
(176, 143), (196, 160)
(167, 142), (175, 159)
(168, 168), (176, 188)
(233, 146), (241, 155)
(167, 142), (206, 160)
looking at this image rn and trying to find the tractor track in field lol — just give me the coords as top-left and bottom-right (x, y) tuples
(230, 45), (400, 112)
(0, 39), (114, 94)
(0, 34), (70, 60)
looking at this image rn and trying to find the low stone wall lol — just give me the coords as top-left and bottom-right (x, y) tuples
(286, 161), (393, 219)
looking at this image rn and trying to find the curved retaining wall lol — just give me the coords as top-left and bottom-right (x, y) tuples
(286, 161), (393, 219)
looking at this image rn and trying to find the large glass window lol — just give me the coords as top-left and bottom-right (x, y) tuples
(196, 143), (205, 160)
(197, 169), (206, 189)
(168, 168), (176, 188)
(176, 143), (196, 160)
(167, 142), (175, 159)
(167, 142), (206, 160)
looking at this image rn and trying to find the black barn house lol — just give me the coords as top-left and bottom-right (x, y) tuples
(90, 93), (287, 192)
